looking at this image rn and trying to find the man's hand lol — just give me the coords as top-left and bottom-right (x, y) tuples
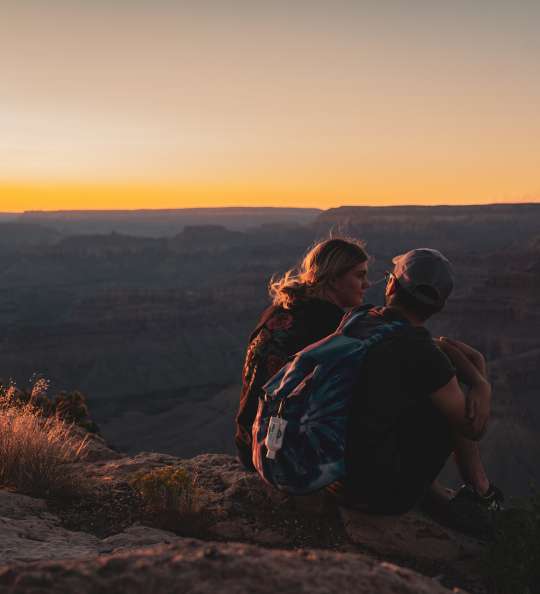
(438, 337), (487, 378)
(436, 338), (486, 387)
(435, 338), (491, 437)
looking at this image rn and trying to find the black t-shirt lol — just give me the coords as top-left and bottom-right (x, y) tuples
(343, 306), (455, 490)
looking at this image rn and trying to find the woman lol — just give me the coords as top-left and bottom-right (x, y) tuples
(235, 237), (370, 470)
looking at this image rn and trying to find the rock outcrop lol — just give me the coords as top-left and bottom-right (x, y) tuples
(0, 444), (489, 593)
(0, 538), (463, 594)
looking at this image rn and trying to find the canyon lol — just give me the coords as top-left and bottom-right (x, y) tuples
(0, 204), (538, 497)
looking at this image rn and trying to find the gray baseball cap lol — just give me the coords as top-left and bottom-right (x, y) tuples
(391, 248), (454, 307)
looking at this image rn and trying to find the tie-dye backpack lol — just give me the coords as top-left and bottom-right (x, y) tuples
(251, 308), (405, 495)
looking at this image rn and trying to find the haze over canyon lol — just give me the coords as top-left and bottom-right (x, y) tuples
(0, 204), (538, 497)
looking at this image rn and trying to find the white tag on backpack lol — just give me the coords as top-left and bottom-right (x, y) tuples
(265, 416), (288, 459)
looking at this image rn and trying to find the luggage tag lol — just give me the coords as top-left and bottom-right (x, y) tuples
(265, 416), (288, 459)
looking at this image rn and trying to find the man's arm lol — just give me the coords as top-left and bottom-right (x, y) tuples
(429, 376), (491, 440)
(439, 337), (487, 378)
(437, 338), (492, 435)
(429, 338), (493, 495)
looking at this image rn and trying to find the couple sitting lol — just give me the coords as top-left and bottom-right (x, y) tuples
(235, 237), (502, 536)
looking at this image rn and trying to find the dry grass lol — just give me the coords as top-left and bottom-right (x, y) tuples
(0, 382), (90, 498)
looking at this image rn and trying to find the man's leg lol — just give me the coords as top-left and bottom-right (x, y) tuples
(452, 433), (490, 494)
(426, 435), (489, 506)
(354, 401), (455, 514)
(445, 434), (504, 539)
(426, 479), (454, 505)
(340, 403), (492, 514)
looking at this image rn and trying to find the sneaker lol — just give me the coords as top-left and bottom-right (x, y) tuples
(448, 483), (504, 540)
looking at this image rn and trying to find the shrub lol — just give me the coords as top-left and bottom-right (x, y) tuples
(0, 378), (100, 434)
(55, 390), (101, 434)
(484, 489), (540, 594)
(130, 466), (206, 534)
(0, 382), (89, 498)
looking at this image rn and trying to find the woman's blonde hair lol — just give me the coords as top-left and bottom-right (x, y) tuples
(269, 237), (368, 309)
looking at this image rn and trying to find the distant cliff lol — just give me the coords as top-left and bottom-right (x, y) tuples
(1, 204), (539, 498)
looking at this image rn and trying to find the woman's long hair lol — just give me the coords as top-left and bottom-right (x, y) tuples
(269, 237), (368, 309)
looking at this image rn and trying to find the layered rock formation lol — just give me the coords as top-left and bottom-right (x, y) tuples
(1, 204), (538, 498)
(0, 436), (485, 593)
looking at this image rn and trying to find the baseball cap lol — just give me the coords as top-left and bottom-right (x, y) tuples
(391, 248), (454, 307)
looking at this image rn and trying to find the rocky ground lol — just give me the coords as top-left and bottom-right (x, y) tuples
(0, 433), (489, 594)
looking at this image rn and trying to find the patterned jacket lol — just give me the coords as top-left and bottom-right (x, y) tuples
(235, 298), (344, 470)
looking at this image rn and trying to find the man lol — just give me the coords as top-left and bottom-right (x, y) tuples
(337, 248), (502, 534)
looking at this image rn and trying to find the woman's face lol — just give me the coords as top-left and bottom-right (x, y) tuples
(329, 261), (370, 309)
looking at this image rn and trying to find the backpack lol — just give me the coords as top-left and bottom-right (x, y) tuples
(251, 307), (405, 495)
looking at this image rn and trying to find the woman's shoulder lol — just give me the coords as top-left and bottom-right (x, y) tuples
(265, 307), (295, 331)
(291, 297), (343, 323)
(247, 303), (293, 343)
(267, 297), (341, 322)
(254, 298), (343, 340)
(283, 298), (344, 344)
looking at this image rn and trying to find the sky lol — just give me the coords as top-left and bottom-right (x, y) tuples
(1, 1), (539, 211)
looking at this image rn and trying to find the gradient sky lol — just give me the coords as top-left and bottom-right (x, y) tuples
(1, 1), (539, 210)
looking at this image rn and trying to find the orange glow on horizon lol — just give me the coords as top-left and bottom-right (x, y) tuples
(1, 180), (538, 213)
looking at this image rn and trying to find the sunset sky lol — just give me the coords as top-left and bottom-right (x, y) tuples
(1, 1), (539, 211)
